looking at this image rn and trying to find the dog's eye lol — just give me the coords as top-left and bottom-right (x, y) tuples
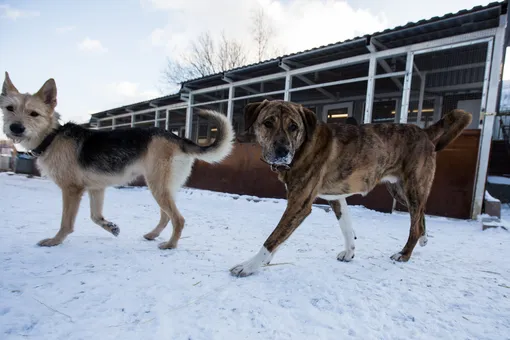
(6, 105), (14, 112)
(30, 111), (39, 117)
(288, 123), (298, 132)
(263, 121), (273, 129)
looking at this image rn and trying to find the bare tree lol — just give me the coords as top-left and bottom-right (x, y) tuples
(250, 6), (282, 62)
(161, 31), (247, 88)
(218, 32), (246, 71)
(160, 8), (283, 90)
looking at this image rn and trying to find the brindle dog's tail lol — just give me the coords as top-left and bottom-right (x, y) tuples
(180, 109), (235, 163)
(424, 109), (472, 152)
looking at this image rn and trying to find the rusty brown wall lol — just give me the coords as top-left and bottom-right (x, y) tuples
(16, 130), (480, 219)
(395, 129), (481, 219)
(188, 130), (480, 219)
(186, 143), (394, 213)
(187, 143), (286, 199)
(126, 142), (394, 213)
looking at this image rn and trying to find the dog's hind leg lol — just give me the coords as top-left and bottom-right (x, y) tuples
(143, 209), (170, 241)
(386, 182), (407, 207)
(89, 189), (120, 237)
(419, 215), (428, 247)
(390, 169), (433, 262)
(390, 202), (425, 262)
(142, 140), (187, 249)
(38, 186), (84, 247)
(150, 190), (184, 250)
(145, 171), (185, 250)
(329, 198), (356, 262)
(387, 181), (428, 247)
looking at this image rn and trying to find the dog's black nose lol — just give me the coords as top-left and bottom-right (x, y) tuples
(275, 146), (289, 158)
(10, 123), (25, 135)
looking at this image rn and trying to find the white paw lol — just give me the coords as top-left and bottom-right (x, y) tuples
(230, 247), (271, 277)
(230, 261), (260, 277)
(419, 235), (428, 247)
(390, 252), (410, 262)
(337, 249), (355, 262)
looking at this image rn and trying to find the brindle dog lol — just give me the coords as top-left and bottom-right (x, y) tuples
(230, 99), (472, 277)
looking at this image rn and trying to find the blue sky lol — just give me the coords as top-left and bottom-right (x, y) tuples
(1, 0), (167, 122)
(0, 0), (506, 130)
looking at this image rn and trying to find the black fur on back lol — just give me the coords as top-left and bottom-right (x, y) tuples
(53, 123), (199, 174)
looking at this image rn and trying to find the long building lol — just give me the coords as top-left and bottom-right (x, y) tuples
(88, 1), (510, 220)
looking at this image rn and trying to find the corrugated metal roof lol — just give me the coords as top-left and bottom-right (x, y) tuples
(181, 1), (506, 86)
(90, 0), (507, 120)
(90, 93), (181, 119)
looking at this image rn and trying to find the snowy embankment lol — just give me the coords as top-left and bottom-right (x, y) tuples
(0, 173), (509, 340)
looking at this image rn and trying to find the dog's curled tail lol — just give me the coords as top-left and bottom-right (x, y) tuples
(181, 109), (235, 163)
(424, 109), (472, 152)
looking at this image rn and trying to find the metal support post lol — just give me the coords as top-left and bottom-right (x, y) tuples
(364, 56), (377, 123)
(185, 93), (194, 139)
(399, 51), (414, 123)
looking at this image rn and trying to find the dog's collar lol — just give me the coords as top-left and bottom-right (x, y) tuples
(260, 158), (291, 172)
(29, 130), (59, 157)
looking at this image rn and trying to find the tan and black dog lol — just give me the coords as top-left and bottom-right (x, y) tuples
(1, 72), (235, 249)
(230, 99), (471, 277)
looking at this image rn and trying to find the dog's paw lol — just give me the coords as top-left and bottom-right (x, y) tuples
(230, 262), (259, 277)
(390, 252), (410, 262)
(158, 241), (176, 250)
(337, 249), (355, 262)
(419, 235), (428, 247)
(37, 238), (62, 247)
(143, 232), (158, 241)
(230, 247), (271, 277)
(105, 222), (120, 237)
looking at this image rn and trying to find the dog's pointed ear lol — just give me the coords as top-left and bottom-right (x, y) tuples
(35, 78), (58, 110)
(300, 106), (317, 141)
(2, 72), (19, 96)
(244, 99), (269, 131)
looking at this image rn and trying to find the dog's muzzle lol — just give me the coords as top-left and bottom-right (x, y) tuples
(260, 158), (291, 172)
(7, 123), (26, 143)
(7, 134), (24, 144)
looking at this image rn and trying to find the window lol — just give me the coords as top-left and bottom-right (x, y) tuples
(372, 100), (397, 123)
(322, 102), (353, 125)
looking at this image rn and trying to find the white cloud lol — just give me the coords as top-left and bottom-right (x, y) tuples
(66, 113), (92, 124)
(107, 81), (159, 102)
(56, 25), (76, 34)
(144, 0), (388, 62)
(140, 0), (189, 11)
(78, 38), (108, 53)
(0, 4), (39, 20)
(149, 28), (165, 46)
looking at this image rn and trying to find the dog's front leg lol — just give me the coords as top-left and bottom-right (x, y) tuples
(230, 191), (315, 277)
(38, 186), (84, 247)
(89, 189), (120, 237)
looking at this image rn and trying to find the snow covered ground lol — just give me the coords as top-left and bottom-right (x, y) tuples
(1, 172), (509, 340)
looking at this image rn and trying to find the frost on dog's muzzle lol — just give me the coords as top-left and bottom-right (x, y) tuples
(260, 157), (291, 172)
